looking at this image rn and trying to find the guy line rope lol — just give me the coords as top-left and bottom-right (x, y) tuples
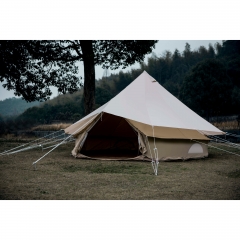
(208, 135), (240, 150)
(0, 130), (71, 157)
(0, 129), (65, 156)
(32, 115), (98, 168)
(225, 132), (240, 138)
(191, 139), (240, 158)
(145, 125), (159, 176)
(208, 138), (240, 151)
(151, 125), (159, 176)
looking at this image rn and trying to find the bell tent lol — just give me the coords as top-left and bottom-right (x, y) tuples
(65, 71), (224, 162)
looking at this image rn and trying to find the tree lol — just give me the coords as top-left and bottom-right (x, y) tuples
(172, 49), (182, 80)
(183, 42), (191, 59)
(219, 40), (240, 57)
(0, 115), (6, 135)
(0, 40), (157, 114)
(182, 42), (194, 71)
(115, 71), (133, 92)
(207, 44), (215, 59)
(0, 41), (81, 101)
(95, 87), (114, 107)
(180, 59), (232, 119)
(172, 49), (181, 62)
(214, 42), (222, 56)
(198, 46), (208, 59)
(231, 86), (240, 114)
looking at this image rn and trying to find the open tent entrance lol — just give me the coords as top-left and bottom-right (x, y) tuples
(81, 113), (139, 159)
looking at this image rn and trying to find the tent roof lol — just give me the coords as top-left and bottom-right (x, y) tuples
(65, 71), (223, 136)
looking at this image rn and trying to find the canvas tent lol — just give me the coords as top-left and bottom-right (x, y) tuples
(65, 71), (224, 162)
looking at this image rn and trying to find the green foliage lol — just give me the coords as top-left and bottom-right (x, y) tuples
(95, 87), (114, 107)
(180, 59), (232, 118)
(163, 81), (180, 97)
(0, 41), (81, 102)
(0, 115), (6, 135)
(219, 40), (240, 57)
(17, 95), (84, 125)
(226, 56), (240, 87)
(115, 71), (133, 92)
(231, 87), (240, 110)
(0, 97), (39, 117)
(94, 40), (158, 69)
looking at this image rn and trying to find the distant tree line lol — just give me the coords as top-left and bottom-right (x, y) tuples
(1, 40), (240, 135)
(0, 97), (39, 117)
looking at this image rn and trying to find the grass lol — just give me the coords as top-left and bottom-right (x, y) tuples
(226, 169), (240, 178)
(0, 141), (240, 200)
(62, 163), (144, 174)
(31, 123), (71, 131)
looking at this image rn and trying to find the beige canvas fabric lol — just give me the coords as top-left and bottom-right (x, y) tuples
(70, 113), (209, 161)
(70, 113), (147, 159)
(71, 132), (88, 157)
(64, 71), (224, 161)
(65, 113), (101, 137)
(74, 152), (149, 161)
(74, 138), (208, 161)
(71, 114), (103, 156)
(127, 119), (210, 140)
(64, 71), (224, 136)
(145, 137), (208, 161)
(125, 119), (148, 154)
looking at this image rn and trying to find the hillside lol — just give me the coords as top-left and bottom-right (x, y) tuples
(0, 97), (40, 117)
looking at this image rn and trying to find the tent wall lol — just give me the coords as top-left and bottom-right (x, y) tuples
(69, 112), (209, 161)
(65, 113), (100, 137)
(71, 117), (100, 157)
(145, 137), (209, 161)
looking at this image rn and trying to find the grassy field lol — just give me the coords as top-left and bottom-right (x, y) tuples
(0, 140), (240, 200)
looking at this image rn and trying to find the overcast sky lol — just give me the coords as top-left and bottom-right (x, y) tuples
(0, 40), (221, 101)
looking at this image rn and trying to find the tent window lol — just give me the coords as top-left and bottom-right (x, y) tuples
(188, 143), (203, 154)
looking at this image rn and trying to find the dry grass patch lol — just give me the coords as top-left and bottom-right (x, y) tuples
(212, 120), (239, 130)
(0, 141), (240, 200)
(31, 123), (71, 131)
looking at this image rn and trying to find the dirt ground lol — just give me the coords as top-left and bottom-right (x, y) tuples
(0, 140), (240, 200)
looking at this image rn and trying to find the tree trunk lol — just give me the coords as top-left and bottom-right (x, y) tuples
(80, 40), (95, 115)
